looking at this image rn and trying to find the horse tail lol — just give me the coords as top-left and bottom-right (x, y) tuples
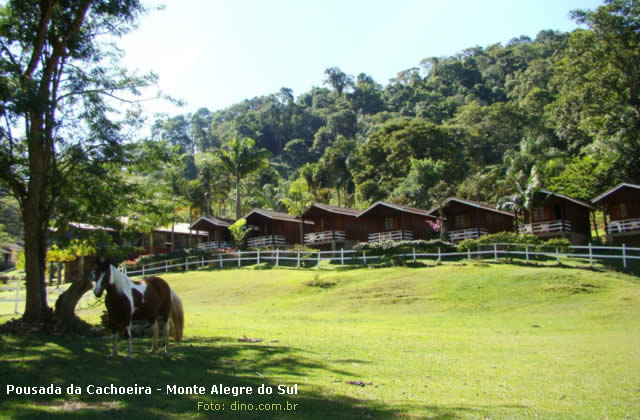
(169, 289), (184, 342)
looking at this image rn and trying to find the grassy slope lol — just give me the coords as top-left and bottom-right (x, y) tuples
(1, 263), (639, 419)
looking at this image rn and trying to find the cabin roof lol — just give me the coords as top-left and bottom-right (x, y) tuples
(302, 203), (360, 218)
(189, 216), (235, 231)
(592, 183), (640, 204)
(358, 201), (437, 219)
(244, 209), (314, 224)
(427, 197), (515, 217)
(153, 223), (208, 236)
(68, 222), (118, 232)
(538, 189), (594, 210)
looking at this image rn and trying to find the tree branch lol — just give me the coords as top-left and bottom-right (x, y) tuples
(25, 0), (54, 77)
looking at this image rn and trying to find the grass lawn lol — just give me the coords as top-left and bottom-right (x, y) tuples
(1, 261), (639, 419)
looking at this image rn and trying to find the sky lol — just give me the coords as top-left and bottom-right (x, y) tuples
(116, 0), (604, 118)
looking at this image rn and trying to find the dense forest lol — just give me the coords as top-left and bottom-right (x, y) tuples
(2, 0), (640, 246)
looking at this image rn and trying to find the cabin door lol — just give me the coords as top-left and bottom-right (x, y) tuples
(554, 205), (563, 220)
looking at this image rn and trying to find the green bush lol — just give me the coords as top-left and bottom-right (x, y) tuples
(457, 232), (572, 255)
(129, 247), (214, 267)
(354, 239), (456, 257)
(537, 238), (572, 253)
(457, 232), (541, 252)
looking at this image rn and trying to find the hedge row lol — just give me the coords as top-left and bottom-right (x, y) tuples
(456, 232), (571, 253)
(353, 239), (457, 256)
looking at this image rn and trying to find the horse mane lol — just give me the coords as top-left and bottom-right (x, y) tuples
(110, 265), (134, 308)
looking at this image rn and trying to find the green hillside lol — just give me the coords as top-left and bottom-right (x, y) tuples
(1, 263), (639, 419)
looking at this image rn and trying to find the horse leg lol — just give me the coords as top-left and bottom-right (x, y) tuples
(125, 324), (133, 360)
(163, 317), (170, 356)
(109, 332), (119, 359)
(150, 320), (159, 353)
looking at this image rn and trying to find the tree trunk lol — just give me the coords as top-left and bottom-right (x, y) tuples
(439, 206), (447, 241)
(171, 221), (175, 252)
(54, 256), (93, 329)
(22, 205), (50, 320)
(299, 220), (304, 245)
(235, 174), (242, 219)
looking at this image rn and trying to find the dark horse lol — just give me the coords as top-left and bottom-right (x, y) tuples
(93, 258), (184, 359)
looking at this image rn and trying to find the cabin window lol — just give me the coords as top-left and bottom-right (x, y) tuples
(532, 206), (545, 222)
(619, 203), (628, 218)
(384, 216), (395, 231)
(455, 215), (466, 229)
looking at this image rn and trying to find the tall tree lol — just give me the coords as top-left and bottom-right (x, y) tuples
(552, 0), (640, 181)
(281, 178), (314, 244)
(323, 67), (353, 96)
(0, 0), (153, 321)
(218, 137), (271, 219)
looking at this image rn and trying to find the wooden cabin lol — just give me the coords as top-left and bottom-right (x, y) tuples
(301, 203), (365, 249)
(244, 209), (313, 248)
(357, 201), (437, 243)
(137, 223), (207, 254)
(592, 183), (640, 246)
(428, 198), (515, 242)
(189, 216), (235, 250)
(1, 243), (22, 268)
(519, 190), (593, 245)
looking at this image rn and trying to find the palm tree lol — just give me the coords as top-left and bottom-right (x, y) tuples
(218, 137), (271, 219)
(281, 178), (314, 244)
(498, 166), (541, 232)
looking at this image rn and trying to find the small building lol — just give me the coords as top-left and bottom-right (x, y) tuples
(1, 243), (23, 268)
(357, 201), (437, 243)
(428, 198), (515, 242)
(592, 183), (640, 246)
(301, 203), (364, 249)
(519, 190), (593, 245)
(189, 216), (235, 250)
(144, 223), (207, 253)
(244, 209), (313, 248)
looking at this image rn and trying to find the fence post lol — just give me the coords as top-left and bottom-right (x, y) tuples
(413, 247), (416, 263)
(467, 248), (471, 261)
(238, 251), (241, 267)
(494, 244), (498, 260)
(165, 260), (168, 273)
(142, 264), (145, 276)
(257, 250), (261, 265)
(437, 247), (441, 263)
(14, 283), (19, 314)
(525, 245), (529, 264)
(201, 255), (204, 268)
(317, 251), (321, 267)
(341, 248), (344, 268)
(623, 243), (627, 269)
(276, 249), (279, 267)
(297, 251), (300, 268)
(362, 251), (367, 266)
(555, 248), (560, 264)
(219, 253), (222, 268)
(589, 243), (593, 267)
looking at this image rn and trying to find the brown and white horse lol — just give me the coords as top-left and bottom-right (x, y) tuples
(93, 259), (184, 359)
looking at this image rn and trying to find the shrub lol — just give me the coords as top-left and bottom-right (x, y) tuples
(353, 239), (456, 258)
(457, 232), (573, 256)
(537, 238), (572, 253)
(457, 232), (541, 252)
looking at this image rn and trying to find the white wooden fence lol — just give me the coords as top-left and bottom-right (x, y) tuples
(119, 243), (640, 278)
(0, 284), (93, 315)
(2, 243), (638, 314)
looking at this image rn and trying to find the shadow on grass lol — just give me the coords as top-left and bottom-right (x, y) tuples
(0, 332), (532, 419)
(0, 333), (496, 420)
